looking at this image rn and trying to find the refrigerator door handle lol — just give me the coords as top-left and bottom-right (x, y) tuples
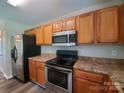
(15, 46), (18, 62)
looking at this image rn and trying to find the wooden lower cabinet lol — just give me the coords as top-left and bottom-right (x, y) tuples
(36, 61), (46, 85)
(74, 78), (104, 93)
(108, 86), (118, 93)
(73, 69), (119, 93)
(37, 68), (45, 85)
(29, 59), (46, 85)
(73, 69), (106, 93)
(106, 79), (118, 93)
(29, 60), (36, 81)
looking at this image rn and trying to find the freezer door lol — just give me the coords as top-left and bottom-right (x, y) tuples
(14, 35), (24, 81)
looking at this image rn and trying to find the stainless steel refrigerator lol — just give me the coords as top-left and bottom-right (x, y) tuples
(11, 34), (41, 83)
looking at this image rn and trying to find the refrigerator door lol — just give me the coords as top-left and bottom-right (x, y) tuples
(14, 35), (24, 81)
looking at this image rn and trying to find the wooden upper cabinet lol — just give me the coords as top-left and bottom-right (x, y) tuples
(24, 29), (36, 36)
(119, 4), (124, 43)
(63, 17), (76, 31)
(53, 21), (63, 32)
(36, 26), (44, 46)
(96, 7), (119, 43)
(77, 13), (95, 44)
(43, 24), (52, 45)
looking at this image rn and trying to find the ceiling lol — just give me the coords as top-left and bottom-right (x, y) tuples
(0, 0), (118, 26)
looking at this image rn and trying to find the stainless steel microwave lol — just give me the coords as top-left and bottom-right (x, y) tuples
(52, 30), (76, 46)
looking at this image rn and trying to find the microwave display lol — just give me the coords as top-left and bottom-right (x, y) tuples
(69, 34), (76, 43)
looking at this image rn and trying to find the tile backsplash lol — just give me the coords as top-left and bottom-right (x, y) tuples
(41, 45), (124, 59)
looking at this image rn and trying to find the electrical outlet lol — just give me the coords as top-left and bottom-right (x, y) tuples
(112, 50), (118, 57)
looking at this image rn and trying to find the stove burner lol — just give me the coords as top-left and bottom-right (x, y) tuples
(46, 50), (78, 69)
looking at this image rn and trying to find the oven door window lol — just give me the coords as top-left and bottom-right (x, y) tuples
(53, 35), (68, 43)
(48, 68), (68, 89)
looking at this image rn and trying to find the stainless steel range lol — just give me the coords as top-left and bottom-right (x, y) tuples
(45, 50), (78, 93)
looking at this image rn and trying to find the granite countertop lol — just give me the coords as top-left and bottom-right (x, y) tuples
(28, 54), (56, 62)
(74, 57), (124, 93)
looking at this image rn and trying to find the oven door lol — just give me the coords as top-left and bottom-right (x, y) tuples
(46, 65), (72, 90)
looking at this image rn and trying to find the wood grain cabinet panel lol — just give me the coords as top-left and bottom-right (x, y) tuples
(24, 29), (36, 36)
(44, 24), (52, 45)
(96, 7), (119, 43)
(53, 21), (63, 32)
(36, 26), (44, 45)
(29, 60), (36, 81)
(119, 4), (124, 43)
(74, 78), (104, 93)
(63, 17), (76, 31)
(29, 59), (46, 85)
(77, 13), (95, 44)
(36, 62), (46, 85)
(73, 69), (105, 93)
(74, 69), (104, 83)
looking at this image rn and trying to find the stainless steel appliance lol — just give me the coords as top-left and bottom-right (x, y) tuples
(11, 34), (41, 83)
(52, 30), (76, 46)
(46, 50), (78, 93)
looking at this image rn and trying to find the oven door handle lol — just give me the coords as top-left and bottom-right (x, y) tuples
(46, 65), (72, 73)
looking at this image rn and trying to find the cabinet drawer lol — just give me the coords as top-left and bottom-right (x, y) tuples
(74, 69), (104, 83)
(36, 61), (45, 69)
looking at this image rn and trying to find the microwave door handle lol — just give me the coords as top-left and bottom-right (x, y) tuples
(68, 34), (69, 43)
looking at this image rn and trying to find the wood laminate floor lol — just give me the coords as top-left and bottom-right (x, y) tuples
(0, 72), (46, 93)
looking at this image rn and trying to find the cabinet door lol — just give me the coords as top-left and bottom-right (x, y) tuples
(96, 7), (119, 43)
(77, 13), (95, 44)
(44, 24), (52, 45)
(74, 78), (104, 93)
(119, 4), (124, 43)
(53, 21), (63, 32)
(63, 17), (76, 30)
(37, 69), (46, 85)
(29, 60), (36, 81)
(36, 27), (44, 45)
(36, 62), (46, 85)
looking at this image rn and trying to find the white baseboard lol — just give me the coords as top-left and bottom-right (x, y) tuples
(3, 73), (13, 80)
